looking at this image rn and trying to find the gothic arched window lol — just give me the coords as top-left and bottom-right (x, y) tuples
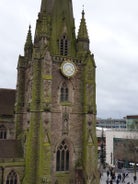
(0, 125), (7, 139)
(60, 83), (68, 102)
(6, 170), (18, 184)
(56, 140), (69, 171)
(59, 35), (68, 56)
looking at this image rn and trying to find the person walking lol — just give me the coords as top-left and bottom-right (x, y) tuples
(122, 172), (126, 183)
(116, 178), (120, 184)
(106, 178), (109, 184)
(133, 175), (137, 183)
(107, 170), (110, 178)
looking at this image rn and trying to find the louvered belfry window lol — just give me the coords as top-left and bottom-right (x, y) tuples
(59, 35), (68, 56)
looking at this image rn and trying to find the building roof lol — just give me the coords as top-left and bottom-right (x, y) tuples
(126, 115), (138, 119)
(0, 88), (16, 116)
(0, 140), (23, 158)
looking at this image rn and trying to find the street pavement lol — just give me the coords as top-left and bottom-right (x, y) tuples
(100, 171), (138, 184)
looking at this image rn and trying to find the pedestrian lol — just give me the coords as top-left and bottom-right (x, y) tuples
(106, 179), (109, 184)
(112, 171), (115, 181)
(122, 172), (126, 183)
(133, 175), (137, 183)
(125, 171), (129, 177)
(116, 178), (120, 184)
(107, 170), (110, 178)
(117, 173), (121, 181)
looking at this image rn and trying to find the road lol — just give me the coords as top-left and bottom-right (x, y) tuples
(100, 171), (138, 184)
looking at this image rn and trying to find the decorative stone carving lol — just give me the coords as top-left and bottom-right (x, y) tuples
(62, 111), (69, 134)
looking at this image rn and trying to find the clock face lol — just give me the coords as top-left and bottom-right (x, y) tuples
(61, 61), (76, 78)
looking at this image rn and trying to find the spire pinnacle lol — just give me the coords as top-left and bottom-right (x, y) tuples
(25, 25), (33, 48)
(82, 4), (84, 11)
(24, 25), (33, 58)
(77, 9), (89, 40)
(77, 9), (90, 55)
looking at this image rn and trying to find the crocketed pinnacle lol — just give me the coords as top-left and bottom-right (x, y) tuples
(24, 25), (33, 49)
(77, 10), (89, 40)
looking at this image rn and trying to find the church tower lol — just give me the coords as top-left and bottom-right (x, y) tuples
(15, 0), (99, 183)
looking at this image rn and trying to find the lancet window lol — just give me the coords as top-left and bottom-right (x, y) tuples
(60, 83), (68, 102)
(56, 140), (69, 171)
(6, 170), (18, 184)
(59, 35), (68, 56)
(0, 125), (7, 139)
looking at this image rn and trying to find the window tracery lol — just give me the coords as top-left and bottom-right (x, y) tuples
(6, 170), (18, 184)
(60, 83), (68, 102)
(62, 111), (69, 134)
(56, 140), (69, 171)
(0, 125), (7, 139)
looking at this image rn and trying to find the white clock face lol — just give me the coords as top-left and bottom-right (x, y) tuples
(61, 61), (76, 77)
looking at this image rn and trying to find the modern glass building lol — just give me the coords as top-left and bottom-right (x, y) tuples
(126, 115), (138, 130)
(96, 118), (126, 129)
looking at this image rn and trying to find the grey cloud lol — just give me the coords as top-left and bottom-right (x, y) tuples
(0, 0), (138, 118)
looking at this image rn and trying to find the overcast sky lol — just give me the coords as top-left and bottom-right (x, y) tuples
(0, 0), (138, 119)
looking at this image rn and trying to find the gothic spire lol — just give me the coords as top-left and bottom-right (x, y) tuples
(25, 25), (32, 48)
(50, 0), (76, 56)
(78, 10), (89, 40)
(77, 10), (90, 55)
(34, 3), (48, 41)
(40, 0), (55, 14)
(24, 25), (33, 58)
(34, 0), (76, 55)
(40, 0), (47, 13)
(36, 0), (56, 37)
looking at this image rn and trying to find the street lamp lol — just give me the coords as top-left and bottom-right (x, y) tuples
(110, 152), (113, 165)
(134, 147), (138, 180)
(100, 128), (105, 168)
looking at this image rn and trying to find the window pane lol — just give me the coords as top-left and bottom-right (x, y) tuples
(56, 141), (69, 171)
(60, 84), (68, 102)
(66, 150), (69, 170)
(0, 125), (7, 139)
(56, 150), (60, 171)
(61, 150), (64, 171)
(6, 171), (17, 184)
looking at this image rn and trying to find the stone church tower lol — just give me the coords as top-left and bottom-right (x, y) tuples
(14, 0), (99, 183)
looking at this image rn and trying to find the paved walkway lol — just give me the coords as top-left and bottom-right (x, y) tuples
(100, 171), (138, 184)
